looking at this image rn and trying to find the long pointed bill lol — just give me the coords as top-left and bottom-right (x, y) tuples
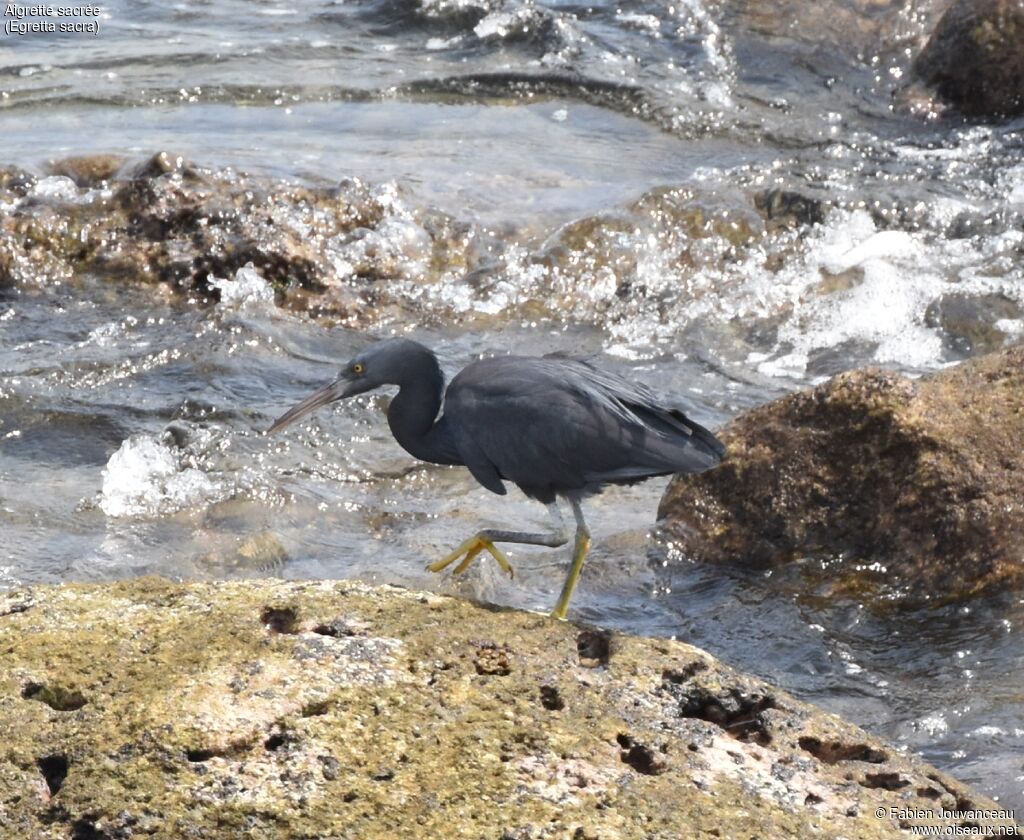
(267, 379), (347, 434)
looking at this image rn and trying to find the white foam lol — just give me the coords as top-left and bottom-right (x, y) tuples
(419, 0), (489, 14)
(426, 35), (463, 50)
(917, 713), (949, 736)
(32, 176), (79, 201)
(1003, 163), (1024, 207)
(616, 12), (660, 31)
(209, 263), (275, 309)
(100, 434), (220, 517)
(820, 228), (919, 275)
(472, 203), (1024, 377)
(474, 10), (518, 39)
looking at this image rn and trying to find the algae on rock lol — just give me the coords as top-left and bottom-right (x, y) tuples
(0, 577), (1018, 838)
(659, 344), (1024, 603)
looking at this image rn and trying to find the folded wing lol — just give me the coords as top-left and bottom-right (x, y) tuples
(443, 355), (725, 500)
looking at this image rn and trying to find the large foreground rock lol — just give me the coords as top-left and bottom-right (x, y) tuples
(660, 345), (1024, 603)
(914, 0), (1024, 118)
(1, 578), (1018, 839)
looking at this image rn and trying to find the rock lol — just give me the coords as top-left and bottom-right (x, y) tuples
(130, 150), (195, 180)
(47, 154), (125, 187)
(0, 154), (470, 318)
(727, 0), (949, 64)
(0, 577), (1015, 838)
(754, 188), (828, 229)
(202, 531), (291, 576)
(0, 165), (36, 195)
(924, 292), (1023, 355)
(913, 0), (1024, 118)
(659, 345), (1024, 603)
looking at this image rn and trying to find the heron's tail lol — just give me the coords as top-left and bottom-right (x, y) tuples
(679, 415), (726, 465)
(632, 405), (726, 473)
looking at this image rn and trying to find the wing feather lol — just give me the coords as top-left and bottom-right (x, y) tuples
(442, 355), (724, 496)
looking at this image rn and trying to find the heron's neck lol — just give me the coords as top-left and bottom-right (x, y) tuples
(386, 350), (453, 464)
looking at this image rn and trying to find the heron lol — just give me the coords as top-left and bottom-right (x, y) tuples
(268, 338), (725, 619)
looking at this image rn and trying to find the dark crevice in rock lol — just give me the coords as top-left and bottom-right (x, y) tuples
(677, 688), (775, 746)
(22, 682), (87, 712)
(861, 772), (910, 791)
(260, 606), (299, 634)
(661, 660), (708, 684)
(616, 733), (668, 776)
(319, 755), (340, 781)
(264, 733), (287, 752)
(927, 774), (976, 811)
(0, 601), (31, 617)
(38, 754), (68, 797)
(313, 619), (358, 637)
(798, 736), (887, 765)
(804, 793), (824, 806)
(301, 700), (330, 717)
(71, 817), (112, 840)
(576, 629), (611, 667)
(184, 739), (257, 763)
(918, 786), (943, 800)
(185, 749), (219, 763)
(539, 685), (565, 711)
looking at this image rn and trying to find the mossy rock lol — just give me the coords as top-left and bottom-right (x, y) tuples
(660, 344), (1024, 604)
(0, 578), (1018, 838)
(914, 0), (1024, 118)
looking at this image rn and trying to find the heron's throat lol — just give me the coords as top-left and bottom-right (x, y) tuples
(386, 358), (452, 465)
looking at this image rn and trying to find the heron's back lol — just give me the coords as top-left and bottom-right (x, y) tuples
(442, 355), (724, 502)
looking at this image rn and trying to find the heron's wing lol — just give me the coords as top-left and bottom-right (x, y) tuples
(444, 356), (724, 495)
(555, 356), (727, 460)
(451, 429), (508, 496)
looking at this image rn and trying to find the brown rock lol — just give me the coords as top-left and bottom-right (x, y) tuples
(48, 154), (125, 187)
(0, 165), (35, 195)
(925, 292), (1023, 355)
(0, 155), (465, 315)
(914, 0), (1024, 118)
(659, 345), (1024, 603)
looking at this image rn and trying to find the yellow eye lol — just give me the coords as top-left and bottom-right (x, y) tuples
(352, 363), (365, 375)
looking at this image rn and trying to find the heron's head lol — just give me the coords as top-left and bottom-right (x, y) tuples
(267, 338), (432, 433)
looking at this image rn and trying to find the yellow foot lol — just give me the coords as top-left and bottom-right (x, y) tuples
(427, 536), (514, 579)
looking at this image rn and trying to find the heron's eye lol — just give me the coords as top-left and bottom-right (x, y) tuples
(352, 363), (365, 375)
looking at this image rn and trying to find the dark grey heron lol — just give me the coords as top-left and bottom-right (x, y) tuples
(269, 338), (725, 619)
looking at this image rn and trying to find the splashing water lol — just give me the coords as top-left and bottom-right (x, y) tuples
(99, 435), (223, 518)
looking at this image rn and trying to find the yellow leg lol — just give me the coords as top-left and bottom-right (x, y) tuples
(427, 535), (514, 578)
(550, 531), (590, 620)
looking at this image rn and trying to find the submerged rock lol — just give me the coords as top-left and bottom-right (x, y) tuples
(914, 0), (1024, 118)
(0, 153), (472, 319)
(753, 188), (828, 230)
(924, 292), (1023, 356)
(659, 345), (1024, 603)
(0, 577), (1015, 838)
(47, 154), (125, 188)
(0, 165), (35, 195)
